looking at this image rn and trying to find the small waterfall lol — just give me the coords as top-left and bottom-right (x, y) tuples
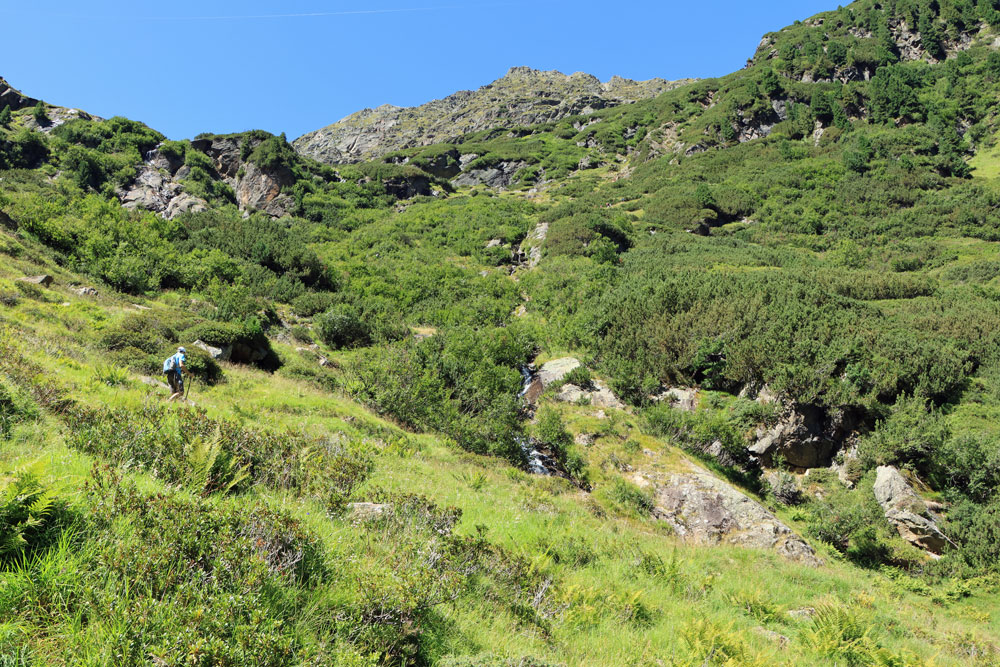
(518, 364), (550, 475)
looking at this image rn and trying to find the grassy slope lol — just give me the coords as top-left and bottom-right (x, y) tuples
(2, 226), (998, 665)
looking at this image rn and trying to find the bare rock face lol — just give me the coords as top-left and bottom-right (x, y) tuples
(346, 502), (391, 522)
(0, 77), (37, 111)
(193, 339), (232, 362)
(749, 404), (856, 469)
(235, 162), (295, 218)
(118, 154), (209, 220)
(294, 67), (695, 165)
(452, 160), (527, 190)
(873, 466), (953, 555)
(635, 462), (821, 565)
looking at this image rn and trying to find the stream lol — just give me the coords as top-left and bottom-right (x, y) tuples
(517, 364), (554, 475)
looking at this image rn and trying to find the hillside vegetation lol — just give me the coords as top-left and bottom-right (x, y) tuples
(3, 0), (1000, 663)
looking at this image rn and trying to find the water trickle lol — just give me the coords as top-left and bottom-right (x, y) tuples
(518, 364), (550, 475)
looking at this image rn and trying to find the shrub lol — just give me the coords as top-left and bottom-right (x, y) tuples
(178, 345), (224, 385)
(562, 365), (593, 390)
(858, 395), (949, 472)
(534, 407), (587, 481)
(290, 325), (313, 343)
(291, 291), (337, 317)
(606, 478), (654, 515)
(30, 102), (46, 123)
(316, 303), (370, 349)
(101, 313), (176, 354)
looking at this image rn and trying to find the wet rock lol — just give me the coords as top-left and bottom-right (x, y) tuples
(874, 466), (953, 555)
(639, 461), (822, 565)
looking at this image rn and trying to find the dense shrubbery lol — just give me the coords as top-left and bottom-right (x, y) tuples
(352, 325), (535, 464)
(69, 404), (373, 508)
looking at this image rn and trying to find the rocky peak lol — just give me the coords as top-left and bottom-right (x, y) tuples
(0, 77), (38, 112)
(293, 68), (697, 164)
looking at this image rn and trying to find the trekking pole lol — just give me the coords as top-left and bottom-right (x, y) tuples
(184, 375), (194, 402)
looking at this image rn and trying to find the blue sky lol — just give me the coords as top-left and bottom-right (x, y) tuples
(2, 1), (835, 140)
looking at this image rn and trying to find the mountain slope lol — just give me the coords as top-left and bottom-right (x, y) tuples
(293, 67), (694, 164)
(5, 0), (1000, 663)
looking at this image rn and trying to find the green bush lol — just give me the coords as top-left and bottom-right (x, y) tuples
(291, 291), (338, 317)
(534, 407), (586, 481)
(178, 345), (224, 385)
(316, 303), (370, 349)
(562, 365), (593, 390)
(606, 478), (654, 516)
(102, 313), (177, 353)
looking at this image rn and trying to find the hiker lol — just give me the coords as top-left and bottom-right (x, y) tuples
(163, 346), (188, 402)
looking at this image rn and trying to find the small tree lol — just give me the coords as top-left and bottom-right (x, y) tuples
(31, 101), (47, 123)
(0, 105), (11, 127)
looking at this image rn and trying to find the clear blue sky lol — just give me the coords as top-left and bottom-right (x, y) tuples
(1, 1), (836, 140)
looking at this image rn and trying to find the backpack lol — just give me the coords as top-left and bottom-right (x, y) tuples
(163, 354), (177, 373)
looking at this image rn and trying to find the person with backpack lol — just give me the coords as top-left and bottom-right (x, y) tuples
(163, 346), (189, 402)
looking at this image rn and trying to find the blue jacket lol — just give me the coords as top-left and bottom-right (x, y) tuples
(163, 352), (186, 375)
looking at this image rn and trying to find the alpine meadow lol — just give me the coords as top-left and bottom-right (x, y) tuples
(6, 0), (1000, 664)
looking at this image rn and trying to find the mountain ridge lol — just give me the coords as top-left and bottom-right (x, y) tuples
(293, 66), (696, 164)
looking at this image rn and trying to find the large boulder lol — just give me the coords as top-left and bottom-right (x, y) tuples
(635, 461), (821, 565)
(537, 357), (581, 387)
(17, 275), (53, 287)
(555, 380), (624, 409)
(873, 466), (953, 555)
(652, 387), (700, 412)
(749, 404), (857, 469)
(193, 339), (232, 362)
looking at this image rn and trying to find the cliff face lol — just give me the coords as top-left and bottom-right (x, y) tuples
(293, 67), (695, 164)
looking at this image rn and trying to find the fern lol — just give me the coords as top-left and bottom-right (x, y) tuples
(0, 465), (62, 561)
(186, 429), (250, 496)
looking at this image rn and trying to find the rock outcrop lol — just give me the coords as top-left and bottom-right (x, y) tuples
(555, 381), (625, 410)
(651, 387), (700, 412)
(536, 357), (581, 387)
(635, 461), (821, 565)
(749, 403), (857, 469)
(0, 77), (38, 111)
(873, 466), (953, 555)
(452, 160), (527, 190)
(294, 68), (695, 164)
(119, 149), (208, 220)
